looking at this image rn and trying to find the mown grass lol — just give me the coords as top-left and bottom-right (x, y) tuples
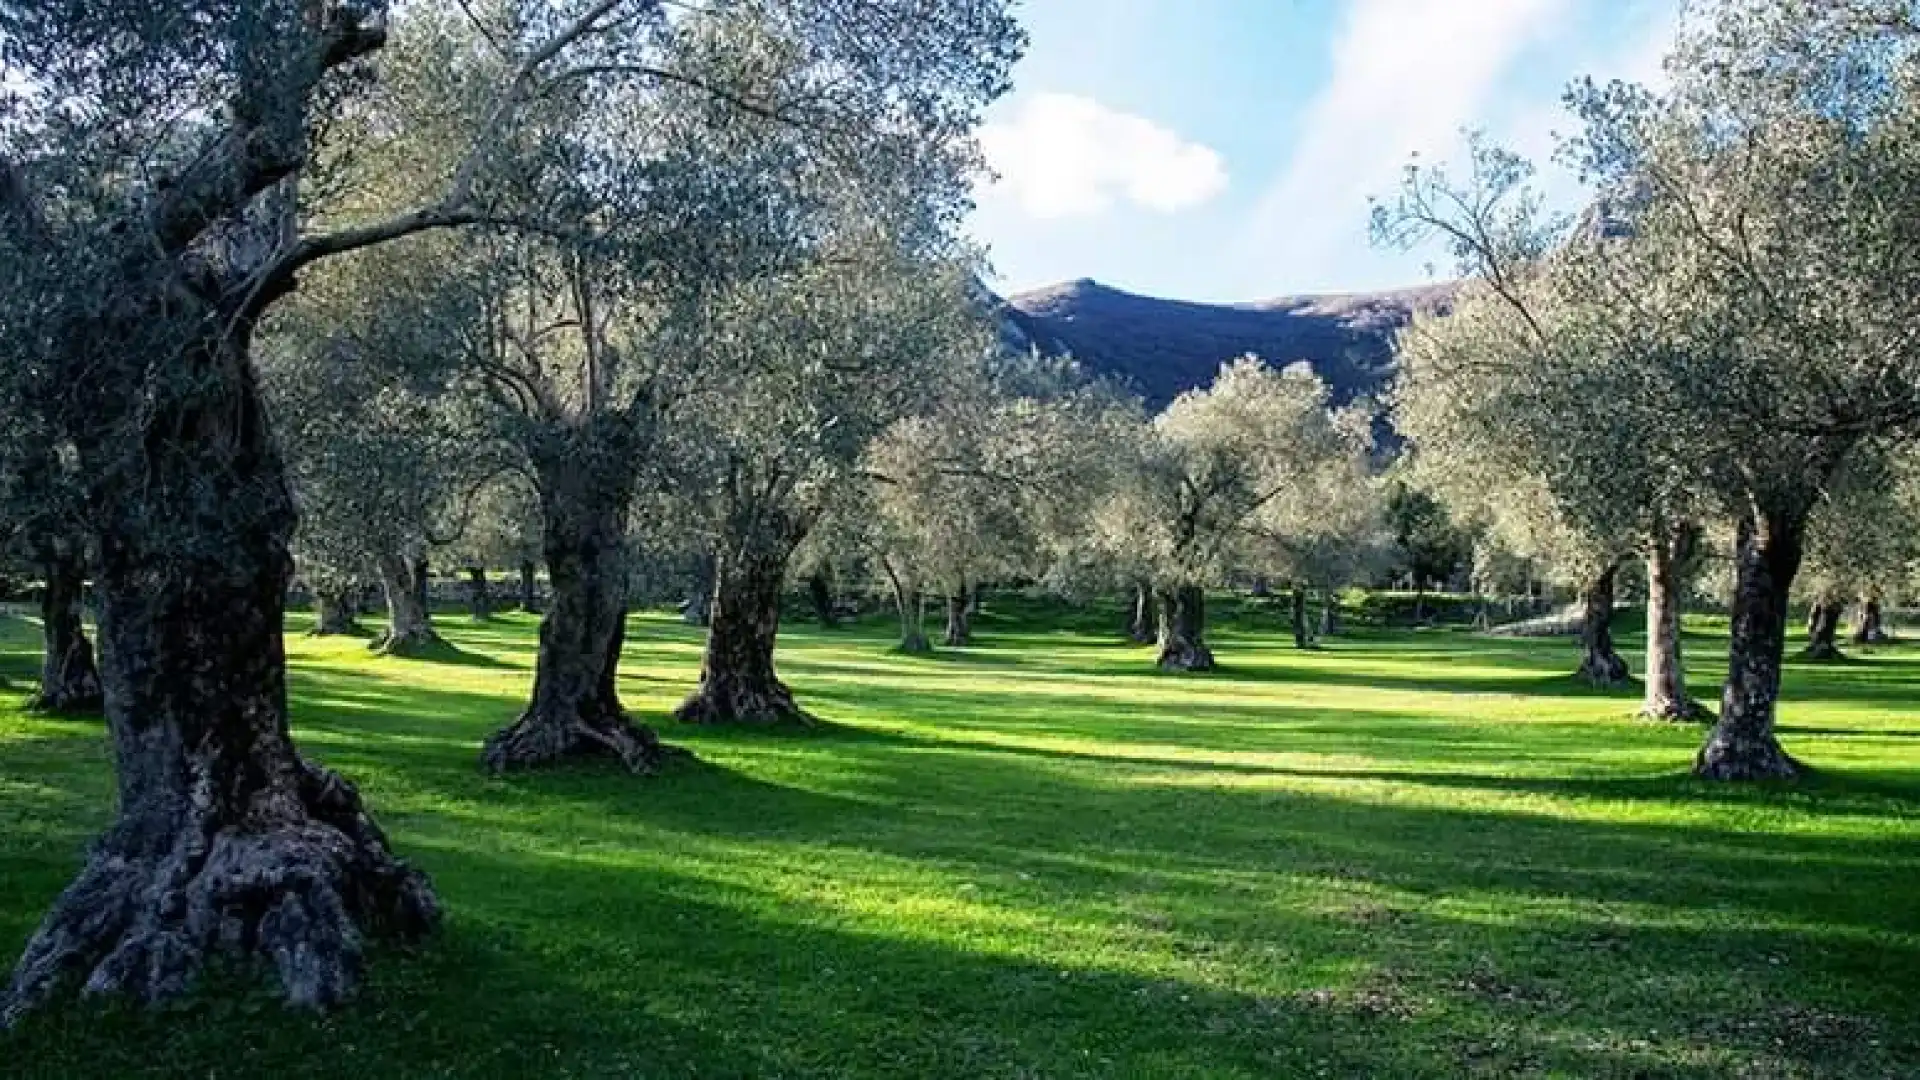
(1, 598), (1917, 1078)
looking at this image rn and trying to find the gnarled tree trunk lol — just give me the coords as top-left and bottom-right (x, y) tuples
(465, 567), (492, 622)
(1802, 599), (1843, 661)
(808, 571), (838, 629)
(1290, 585), (1311, 649)
(885, 559), (930, 654)
(309, 583), (364, 638)
(675, 525), (808, 726)
(483, 443), (674, 774)
(1156, 585), (1215, 672)
(519, 559), (540, 613)
(1575, 562), (1630, 687)
(371, 551), (440, 656)
(28, 545), (102, 715)
(943, 584), (972, 647)
(1853, 596), (1889, 645)
(1696, 510), (1806, 781)
(1642, 522), (1707, 721)
(1128, 581), (1157, 643)
(4, 323), (436, 1026)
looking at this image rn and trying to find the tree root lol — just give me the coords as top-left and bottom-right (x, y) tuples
(1693, 730), (1802, 781)
(1638, 697), (1714, 723)
(369, 627), (444, 658)
(481, 710), (683, 775)
(2, 761), (437, 1028)
(1156, 641), (1216, 672)
(1575, 651), (1631, 687)
(1799, 641), (1846, 662)
(672, 680), (814, 727)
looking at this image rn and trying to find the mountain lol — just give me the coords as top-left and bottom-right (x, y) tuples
(997, 278), (1456, 410)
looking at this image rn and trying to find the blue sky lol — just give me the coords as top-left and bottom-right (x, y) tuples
(967, 0), (1679, 302)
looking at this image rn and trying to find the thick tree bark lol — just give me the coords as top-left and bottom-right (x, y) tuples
(807, 571), (838, 629)
(1575, 562), (1630, 687)
(519, 559), (540, 613)
(674, 527), (809, 726)
(944, 584), (973, 647)
(1642, 523), (1708, 721)
(482, 444), (675, 774)
(1156, 585), (1216, 672)
(1128, 581), (1158, 644)
(371, 551), (441, 656)
(28, 546), (102, 715)
(1290, 585), (1312, 649)
(4, 323), (436, 1026)
(1696, 511), (1807, 781)
(1853, 596), (1890, 645)
(309, 583), (364, 638)
(1802, 599), (1844, 661)
(465, 567), (493, 622)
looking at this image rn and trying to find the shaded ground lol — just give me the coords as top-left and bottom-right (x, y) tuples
(0, 600), (1915, 1078)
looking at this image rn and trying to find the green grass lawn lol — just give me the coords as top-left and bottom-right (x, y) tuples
(1, 599), (1917, 1078)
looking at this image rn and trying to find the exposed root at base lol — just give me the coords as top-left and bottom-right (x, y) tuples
(481, 710), (684, 775)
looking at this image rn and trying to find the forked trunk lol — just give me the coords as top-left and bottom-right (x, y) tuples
(309, 583), (364, 638)
(1290, 585), (1311, 649)
(4, 323), (436, 1026)
(1576, 562), (1630, 687)
(466, 567), (493, 622)
(1802, 599), (1843, 661)
(674, 528), (808, 726)
(371, 551), (440, 656)
(1642, 523), (1707, 721)
(1128, 581), (1157, 643)
(944, 586), (972, 647)
(808, 571), (838, 629)
(28, 546), (102, 715)
(519, 559), (540, 613)
(1696, 510), (1806, 781)
(1156, 585), (1215, 672)
(483, 446), (675, 774)
(1853, 596), (1889, 645)
(887, 561), (931, 654)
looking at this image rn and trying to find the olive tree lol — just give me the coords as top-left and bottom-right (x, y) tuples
(1094, 358), (1373, 672)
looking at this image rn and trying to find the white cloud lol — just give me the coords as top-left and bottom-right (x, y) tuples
(1246, 0), (1571, 286)
(978, 92), (1229, 220)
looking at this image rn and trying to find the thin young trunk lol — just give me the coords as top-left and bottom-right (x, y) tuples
(1320, 592), (1342, 637)
(808, 571), (838, 629)
(4, 323), (436, 1026)
(944, 587), (973, 647)
(1853, 596), (1889, 645)
(465, 566), (492, 622)
(1696, 510), (1806, 781)
(675, 526), (808, 726)
(1156, 585), (1216, 672)
(28, 546), (102, 715)
(519, 559), (540, 613)
(1290, 585), (1311, 649)
(309, 583), (364, 638)
(682, 551), (714, 627)
(1128, 581), (1157, 644)
(1802, 598), (1844, 661)
(483, 446), (675, 774)
(1642, 523), (1707, 721)
(372, 551), (440, 656)
(1576, 562), (1630, 687)
(967, 582), (983, 617)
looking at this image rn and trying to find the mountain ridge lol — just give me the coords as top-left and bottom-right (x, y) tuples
(994, 277), (1457, 410)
